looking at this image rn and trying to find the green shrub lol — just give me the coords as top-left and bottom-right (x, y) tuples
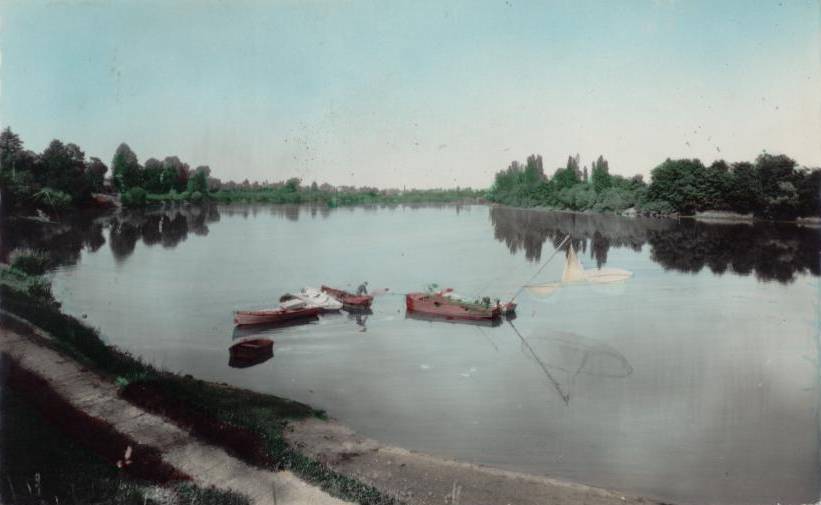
(33, 188), (72, 211)
(10, 250), (51, 275)
(189, 191), (204, 203)
(639, 199), (676, 215)
(122, 187), (148, 208)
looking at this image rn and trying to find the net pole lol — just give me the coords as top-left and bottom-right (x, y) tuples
(507, 234), (570, 304)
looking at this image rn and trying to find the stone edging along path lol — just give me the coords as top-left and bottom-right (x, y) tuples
(0, 323), (351, 505)
(0, 315), (669, 505)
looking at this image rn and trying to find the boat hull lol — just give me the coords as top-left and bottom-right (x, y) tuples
(405, 293), (500, 321)
(233, 306), (321, 326)
(321, 285), (373, 308)
(228, 338), (274, 368)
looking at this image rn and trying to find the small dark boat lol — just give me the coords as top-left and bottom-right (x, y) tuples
(321, 285), (373, 309)
(405, 291), (501, 322)
(229, 351), (273, 368)
(228, 338), (274, 368)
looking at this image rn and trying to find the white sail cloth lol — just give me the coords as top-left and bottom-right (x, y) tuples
(527, 243), (632, 297)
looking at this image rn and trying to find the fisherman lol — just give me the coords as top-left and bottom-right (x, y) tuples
(356, 281), (368, 295)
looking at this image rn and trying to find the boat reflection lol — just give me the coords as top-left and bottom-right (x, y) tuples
(345, 308), (372, 332)
(231, 316), (319, 340)
(405, 311), (504, 327)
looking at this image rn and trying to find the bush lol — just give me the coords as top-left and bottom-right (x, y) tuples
(122, 187), (147, 208)
(33, 188), (72, 211)
(594, 187), (633, 212)
(189, 191), (204, 203)
(10, 250), (51, 275)
(639, 199), (676, 216)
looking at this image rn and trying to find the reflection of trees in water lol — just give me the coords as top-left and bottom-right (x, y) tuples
(647, 221), (821, 283)
(1, 213), (107, 267)
(108, 205), (220, 261)
(491, 207), (657, 264)
(2, 204), (225, 267)
(489, 206), (821, 284)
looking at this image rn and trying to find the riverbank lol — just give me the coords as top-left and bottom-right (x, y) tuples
(493, 203), (821, 225)
(0, 315), (350, 505)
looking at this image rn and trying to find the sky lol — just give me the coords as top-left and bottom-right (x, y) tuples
(1, 0), (819, 188)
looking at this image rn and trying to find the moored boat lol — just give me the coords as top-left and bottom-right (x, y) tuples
(281, 287), (343, 312)
(321, 285), (373, 309)
(439, 288), (517, 316)
(229, 338), (274, 367)
(233, 299), (322, 326)
(405, 291), (501, 321)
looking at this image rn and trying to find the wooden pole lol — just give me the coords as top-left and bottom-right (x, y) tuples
(508, 234), (570, 304)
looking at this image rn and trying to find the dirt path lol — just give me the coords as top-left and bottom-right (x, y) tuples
(0, 322), (351, 505)
(287, 417), (670, 505)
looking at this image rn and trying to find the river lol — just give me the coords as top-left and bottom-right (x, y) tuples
(8, 204), (819, 505)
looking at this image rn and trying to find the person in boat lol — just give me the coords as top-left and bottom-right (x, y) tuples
(357, 281), (368, 295)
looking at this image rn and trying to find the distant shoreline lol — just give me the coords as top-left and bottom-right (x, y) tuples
(492, 203), (821, 226)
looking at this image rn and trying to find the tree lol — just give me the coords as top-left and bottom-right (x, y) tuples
(565, 154), (582, 179)
(187, 170), (208, 194)
(111, 143), (142, 192)
(84, 157), (108, 193)
(552, 165), (580, 191)
(0, 127), (23, 173)
(142, 158), (166, 193)
(162, 156), (189, 192)
(285, 177), (301, 192)
(591, 155), (612, 193)
(796, 168), (821, 218)
(524, 154), (545, 184)
(754, 154), (801, 218)
(40, 140), (92, 202)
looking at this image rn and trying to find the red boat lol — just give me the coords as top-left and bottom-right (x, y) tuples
(233, 305), (321, 326)
(320, 285), (373, 309)
(405, 292), (501, 321)
(438, 288), (517, 316)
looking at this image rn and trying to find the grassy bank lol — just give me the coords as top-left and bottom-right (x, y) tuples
(0, 264), (400, 505)
(0, 376), (249, 505)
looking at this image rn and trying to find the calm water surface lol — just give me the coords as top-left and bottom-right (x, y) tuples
(18, 204), (820, 505)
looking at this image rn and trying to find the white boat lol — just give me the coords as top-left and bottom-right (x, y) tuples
(285, 287), (343, 311)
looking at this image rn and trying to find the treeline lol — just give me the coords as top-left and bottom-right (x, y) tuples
(0, 127), (218, 212)
(0, 127), (481, 214)
(487, 152), (821, 220)
(0, 128), (108, 212)
(213, 181), (483, 206)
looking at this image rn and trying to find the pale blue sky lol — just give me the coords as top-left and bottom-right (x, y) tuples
(1, 0), (819, 188)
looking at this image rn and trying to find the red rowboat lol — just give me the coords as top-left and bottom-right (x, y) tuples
(233, 305), (321, 326)
(320, 285), (373, 309)
(405, 292), (501, 321)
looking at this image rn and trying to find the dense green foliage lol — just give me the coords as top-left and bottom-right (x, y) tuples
(1, 128), (107, 213)
(9, 250), (51, 276)
(487, 152), (820, 219)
